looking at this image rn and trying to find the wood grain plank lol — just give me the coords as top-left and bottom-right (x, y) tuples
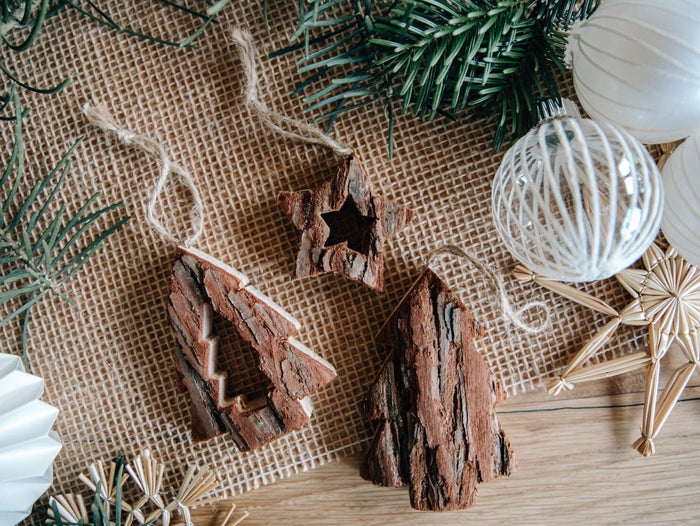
(193, 385), (700, 525)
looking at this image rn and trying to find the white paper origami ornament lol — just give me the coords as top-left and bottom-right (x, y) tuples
(569, 0), (700, 144)
(491, 99), (663, 282)
(662, 131), (700, 267)
(0, 354), (62, 526)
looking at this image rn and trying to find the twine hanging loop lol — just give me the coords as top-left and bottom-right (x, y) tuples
(427, 245), (551, 334)
(231, 27), (353, 156)
(83, 103), (204, 247)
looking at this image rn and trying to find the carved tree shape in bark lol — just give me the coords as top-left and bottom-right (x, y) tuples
(168, 246), (337, 451)
(361, 269), (517, 511)
(278, 153), (415, 291)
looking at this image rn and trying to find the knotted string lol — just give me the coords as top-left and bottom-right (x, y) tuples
(427, 245), (551, 334)
(83, 103), (204, 247)
(231, 27), (353, 156)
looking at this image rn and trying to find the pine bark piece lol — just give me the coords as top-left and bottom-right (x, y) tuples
(360, 269), (517, 512)
(278, 153), (415, 291)
(168, 246), (337, 451)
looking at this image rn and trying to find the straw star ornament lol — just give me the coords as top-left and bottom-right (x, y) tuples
(47, 450), (248, 526)
(514, 242), (700, 456)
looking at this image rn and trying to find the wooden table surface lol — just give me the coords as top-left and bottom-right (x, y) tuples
(193, 370), (700, 526)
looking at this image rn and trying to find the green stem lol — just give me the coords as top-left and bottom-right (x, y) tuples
(21, 293), (32, 371)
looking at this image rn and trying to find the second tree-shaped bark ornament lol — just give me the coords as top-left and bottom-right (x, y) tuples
(169, 246), (337, 451)
(361, 269), (517, 511)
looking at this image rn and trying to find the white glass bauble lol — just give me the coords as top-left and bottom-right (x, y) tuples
(0, 354), (62, 526)
(662, 131), (700, 267)
(492, 99), (663, 282)
(569, 0), (700, 144)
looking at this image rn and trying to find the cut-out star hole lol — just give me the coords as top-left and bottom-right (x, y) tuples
(278, 153), (415, 291)
(322, 199), (376, 254)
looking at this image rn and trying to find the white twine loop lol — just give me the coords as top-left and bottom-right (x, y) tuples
(231, 27), (353, 156)
(427, 245), (551, 334)
(82, 103), (204, 247)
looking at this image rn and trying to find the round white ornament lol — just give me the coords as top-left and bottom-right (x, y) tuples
(0, 354), (62, 526)
(491, 99), (663, 282)
(569, 0), (700, 144)
(662, 130), (700, 267)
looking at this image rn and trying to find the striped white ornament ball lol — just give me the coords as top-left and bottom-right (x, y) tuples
(492, 100), (663, 282)
(569, 0), (700, 144)
(662, 131), (700, 267)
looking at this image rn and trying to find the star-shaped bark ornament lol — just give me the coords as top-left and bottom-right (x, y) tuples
(278, 153), (415, 291)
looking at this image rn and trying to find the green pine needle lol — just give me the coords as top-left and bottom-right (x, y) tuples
(0, 90), (129, 371)
(1, 0), (232, 97)
(275, 0), (600, 154)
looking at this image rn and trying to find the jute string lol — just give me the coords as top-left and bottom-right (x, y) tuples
(231, 27), (353, 156)
(427, 245), (551, 334)
(82, 103), (205, 247)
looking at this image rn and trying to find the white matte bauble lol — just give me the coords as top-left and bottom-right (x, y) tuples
(569, 0), (700, 144)
(662, 131), (700, 267)
(0, 354), (62, 526)
(492, 99), (663, 282)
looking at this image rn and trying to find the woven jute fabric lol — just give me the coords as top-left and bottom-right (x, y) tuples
(1, 1), (652, 511)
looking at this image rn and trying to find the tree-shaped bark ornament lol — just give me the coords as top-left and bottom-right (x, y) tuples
(361, 269), (517, 511)
(168, 246), (337, 451)
(278, 153), (415, 291)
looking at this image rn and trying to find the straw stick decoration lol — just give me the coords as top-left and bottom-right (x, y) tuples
(127, 450), (167, 526)
(47, 449), (248, 526)
(514, 242), (700, 456)
(78, 457), (133, 519)
(656, 141), (682, 171)
(162, 465), (219, 526)
(47, 494), (89, 524)
(219, 504), (249, 526)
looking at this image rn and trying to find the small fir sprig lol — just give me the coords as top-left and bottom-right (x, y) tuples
(0, 89), (129, 369)
(273, 0), (600, 154)
(46, 450), (249, 526)
(1, 0), (232, 96)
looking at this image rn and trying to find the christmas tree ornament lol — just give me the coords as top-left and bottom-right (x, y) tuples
(0, 353), (62, 526)
(661, 131), (700, 267)
(278, 153), (415, 291)
(231, 29), (415, 291)
(169, 246), (337, 450)
(361, 263), (517, 512)
(491, 98), (663, 283)
(47, 449), (248, 526)
(514, 242), (700, 456)
(83, 105), (337, 451)
(568, 0), (700, 144)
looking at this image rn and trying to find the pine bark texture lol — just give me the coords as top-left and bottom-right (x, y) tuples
(168, 246), (337, 451)
(278, 153), (414, 291)
(361, 269), (517, 511)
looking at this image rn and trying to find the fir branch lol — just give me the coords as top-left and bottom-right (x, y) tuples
(277, 0), (600, 153)
(1, 0), (232, 97)
(0, 90), (129, 370)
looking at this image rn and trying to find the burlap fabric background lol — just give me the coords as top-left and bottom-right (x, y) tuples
(1, 0), (651, 511)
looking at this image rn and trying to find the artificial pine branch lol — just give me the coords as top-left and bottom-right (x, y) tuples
(276, 0), (600, 153)
(0, 89), (129, 369)
(0, 0), (232, 96)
